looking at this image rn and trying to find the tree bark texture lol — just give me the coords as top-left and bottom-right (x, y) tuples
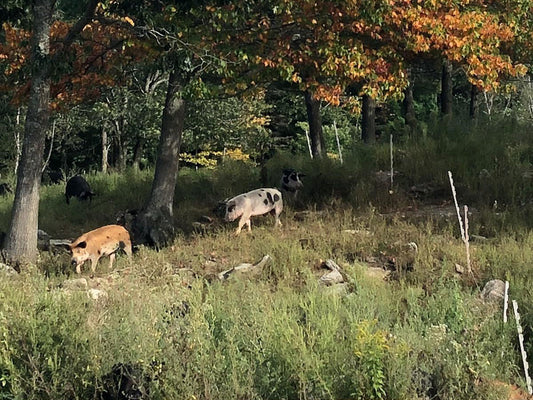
(361, 95), (376, 144)
(440, 60), (453, 116)
(131, 69), (185, 248)
(3, 0), (55, 265)
(403, 78), (418, 135)
(132, 137), (145, 171)
(304, 90), (326, 158)
(102, 127), (109, 173)
(146, 69), (185, 216)
(469, 84), (478, 119)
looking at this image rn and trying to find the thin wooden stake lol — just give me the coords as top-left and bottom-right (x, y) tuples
(503, 281), (509, 323)
(333, 120), (343, 164)
(463, 205), (471, 273)
(448, 171), (471, 274)
(305, 130), (313, 159)
(389, 134), (394, 194)
(448, 171), (466, 240)
(513, 300), (533, 394)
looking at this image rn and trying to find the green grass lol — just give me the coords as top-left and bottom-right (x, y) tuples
(1, 118), (532, 399)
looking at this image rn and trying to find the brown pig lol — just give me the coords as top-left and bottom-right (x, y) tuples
(69, 224), (132, 274)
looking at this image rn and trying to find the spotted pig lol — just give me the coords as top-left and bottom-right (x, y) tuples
(280, 169), (305, 201)
(69, 224), (132, 274)
(225, 188), (283, 235)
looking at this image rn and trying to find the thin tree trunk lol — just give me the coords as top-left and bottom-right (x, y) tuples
(41, 119), (55, 174)
(147, 69), (185, 216)
(102, 126), (109, 173)
(361, 95), (376, 144)
(440, 60), (453, 116)
(132, 137), (145, 171)
(114, 120), (127, 171)
(3, 0), (54, 265)
(304, 90), (326, 158)
(14, 107), (22, 175)
(469, 84), (478, 119)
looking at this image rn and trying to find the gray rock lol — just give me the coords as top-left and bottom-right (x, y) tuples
(481, 279), (506, 303)
(219, 255), (271, 280)
(322, 283), (349, 296)
(0, 263), (17, 276)
(87, 288), (108, 301)
(319, 268), (344, 286)
(62, 278), (88, 291)
(37, 229), (50, 251)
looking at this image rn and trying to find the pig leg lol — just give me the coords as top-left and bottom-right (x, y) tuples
(235, 213), (251, 235)
(108, 253), (116, 270)
(274, 202), (283, 227)
(75, 261), (85, 274)
(90, 257), (99, 273)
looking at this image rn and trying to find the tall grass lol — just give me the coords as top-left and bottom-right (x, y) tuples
(1, 117), (532, 399)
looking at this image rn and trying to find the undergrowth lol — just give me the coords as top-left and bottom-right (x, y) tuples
(0, 118), (532, 399)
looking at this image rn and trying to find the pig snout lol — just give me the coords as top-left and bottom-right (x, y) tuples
(225, 203), (239, 222)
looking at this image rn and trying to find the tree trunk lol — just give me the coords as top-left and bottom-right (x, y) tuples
(3, 0), (54, 265)
(131, 69), (185, 248)
(403, 78), (418, 135)
(132, 137), (145, 171)
(304, 90), (326, 158)
(440, 60), (453, 116)
(14, 107), (22, 175)
(361, 95), (376, 144)
(102, 126), (109, 173)
(469, 84), (478, 119)
(114, 120), (127, 171)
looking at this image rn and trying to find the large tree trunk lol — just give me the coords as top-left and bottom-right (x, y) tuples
(3, 1), (54, 265)
(304, 90), (326, 158)
(440, 60), (453, 116)
(361, 95), (376, 144)
(131, 69), (185, 248)
(403, 77), (418, 135)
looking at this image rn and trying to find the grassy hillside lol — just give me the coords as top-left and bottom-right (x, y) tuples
(1, 119), (532, 399)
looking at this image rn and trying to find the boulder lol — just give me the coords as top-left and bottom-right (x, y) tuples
(481, 279), (506, 303)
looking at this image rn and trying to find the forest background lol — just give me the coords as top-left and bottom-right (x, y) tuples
(1, 1), (533, 399)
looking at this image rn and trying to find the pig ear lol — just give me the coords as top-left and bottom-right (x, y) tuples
(76, 241), (87, 249)
(227, 204), (235, 212)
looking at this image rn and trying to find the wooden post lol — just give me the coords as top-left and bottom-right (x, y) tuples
(333, 120), (343, 164)
(448, 171), (472, 274)
(503, 281), (509, 323)
(389, 134), (394, 194)
(305, 130), (313, 159)
(512, 300), (533, 394)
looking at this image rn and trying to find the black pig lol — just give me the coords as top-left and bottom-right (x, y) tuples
(65, 175), (95, 204)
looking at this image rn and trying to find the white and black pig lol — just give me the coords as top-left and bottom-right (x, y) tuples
(280, 169), (305, 200)
(224, 188), (283, 235)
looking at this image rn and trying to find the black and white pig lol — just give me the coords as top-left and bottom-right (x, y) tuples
(65, 175), (95, 204)
(280, 169), (305, 200)
(225, 188), (283, 235)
